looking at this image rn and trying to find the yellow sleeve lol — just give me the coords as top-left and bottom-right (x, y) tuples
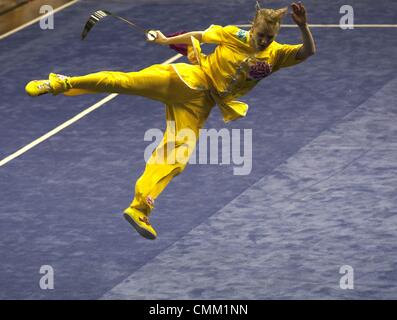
(276, 43), (304, 68)
(202, 24), (238, 44)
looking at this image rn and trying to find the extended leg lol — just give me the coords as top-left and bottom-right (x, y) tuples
(26, 64), (180, 104)
(63, 64), (174, 102)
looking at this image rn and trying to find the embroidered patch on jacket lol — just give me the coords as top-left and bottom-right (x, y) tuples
(247, 61), (273, 80)
(236, 29), (248, 43)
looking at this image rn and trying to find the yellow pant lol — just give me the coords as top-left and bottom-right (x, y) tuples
(62, 64), (215, 215)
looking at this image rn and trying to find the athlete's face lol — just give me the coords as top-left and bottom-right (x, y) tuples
(251, 21), (279, 51)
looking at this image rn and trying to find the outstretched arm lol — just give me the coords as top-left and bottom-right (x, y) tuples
(291, 2), (316, 59)
(152, 31), (203, 45)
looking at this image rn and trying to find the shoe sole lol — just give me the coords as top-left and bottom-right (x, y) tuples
(26, 92), (48, 97)
(26, 91), (49, 97)
(123, 213), (157, 240)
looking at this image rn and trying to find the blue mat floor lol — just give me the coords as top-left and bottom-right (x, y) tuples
(0, 0), (396, 299)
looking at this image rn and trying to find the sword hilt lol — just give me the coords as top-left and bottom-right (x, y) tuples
(146, 30), (157, 42)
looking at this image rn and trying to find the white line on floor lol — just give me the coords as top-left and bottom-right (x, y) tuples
(0, 54), (183, 168)
(237, 24), (397, 28)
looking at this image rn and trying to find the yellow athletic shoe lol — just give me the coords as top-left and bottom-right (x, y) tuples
(49, 73), (71, 95)
(123, 207), (157, 240)
(25, 80), (52, 97)
(25, 73), (70, 96)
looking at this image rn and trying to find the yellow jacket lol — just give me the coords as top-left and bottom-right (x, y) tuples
(172, 25), (304, 123)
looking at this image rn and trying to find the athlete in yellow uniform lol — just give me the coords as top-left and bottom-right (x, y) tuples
(25, 2), (315, 240)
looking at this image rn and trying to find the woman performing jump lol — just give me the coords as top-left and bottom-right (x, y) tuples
(25, 2), (316, 240)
